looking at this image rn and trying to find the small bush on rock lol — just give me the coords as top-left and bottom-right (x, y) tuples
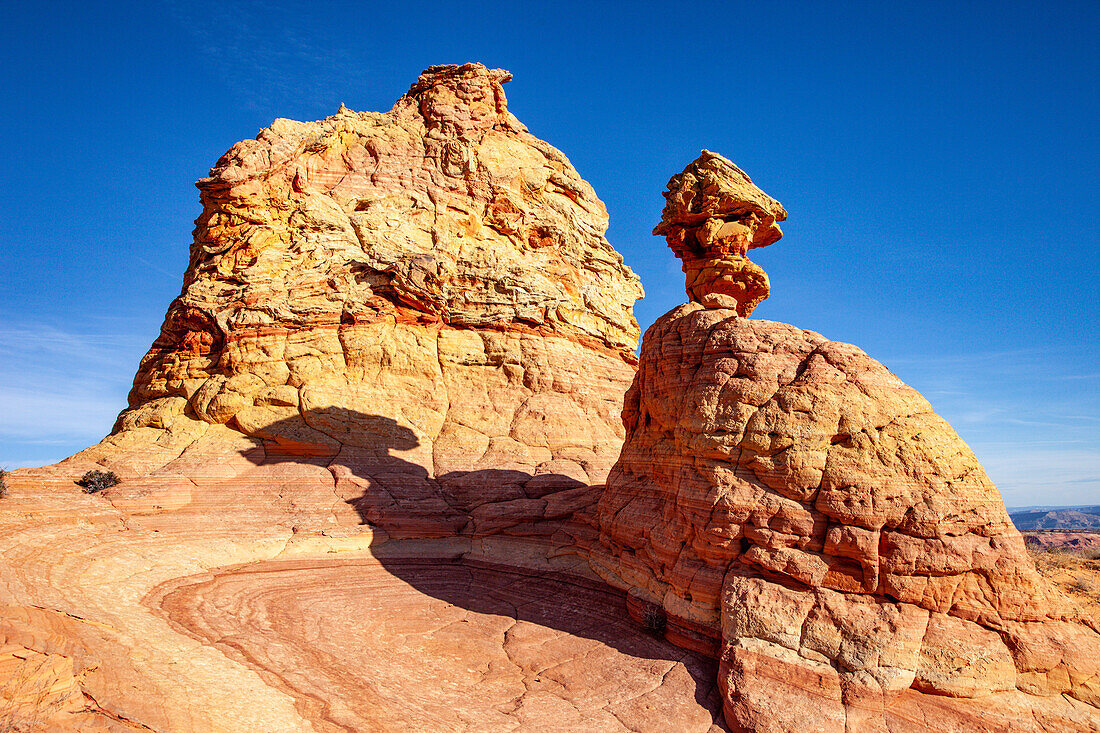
(76, 470), (120, 494)
(641, 602), (667, 637)
(0, 469), (7, 499)
(1070, 574), (1098, 597)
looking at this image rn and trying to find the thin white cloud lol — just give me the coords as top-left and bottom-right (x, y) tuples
(880, 349), (1041, 369)
(0, 323), (144, 467)
(0, 386), (123, 440)
(166, 0), (374, 111)
(880, 346), (1100, 508)
(0, 324), (146, 368)
(974, 445), (1100, 508)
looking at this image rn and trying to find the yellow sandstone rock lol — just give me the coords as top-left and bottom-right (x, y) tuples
(0, 66), (727, 732)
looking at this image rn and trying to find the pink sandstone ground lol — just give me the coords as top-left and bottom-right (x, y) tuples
(2, 65), (1097, 732)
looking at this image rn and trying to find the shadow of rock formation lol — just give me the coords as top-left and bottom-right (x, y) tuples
(211, 407), (729, 729)
(242, 408), (594, 542)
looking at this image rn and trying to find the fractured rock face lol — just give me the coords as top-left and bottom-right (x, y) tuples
(654, 151), (787, 316)
(87, 62), (643, 536)
(593, 302), (1100, 731)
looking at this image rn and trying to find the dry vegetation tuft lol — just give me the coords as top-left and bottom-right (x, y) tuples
(1028, 545), (1100, 622)
(0, 654), (75, 733)
(75, 470), (119, 494)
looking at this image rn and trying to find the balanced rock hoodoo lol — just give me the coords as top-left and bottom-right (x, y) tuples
(593, 155), (1100, 731)
(654, 151), (787, 316)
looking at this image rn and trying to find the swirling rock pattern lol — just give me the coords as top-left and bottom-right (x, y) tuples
(0, 471), (725, 732)
(3, 63), (1095, 733)
(154, 556), (726, 732)
(593, 302), (1100, 731)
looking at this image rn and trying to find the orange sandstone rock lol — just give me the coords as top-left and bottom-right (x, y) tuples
(593, 302), (1100, 731)
(0, 66), (734, 733)
(5, 64), (1095, 733)
(85, 62), (643, 538)
(654, 151), (787, 315)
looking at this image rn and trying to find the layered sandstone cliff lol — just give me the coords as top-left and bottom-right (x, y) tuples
(593, 305), (1100, 731)
(79, 62), (643, 538)
(592, 155), (1100, 731)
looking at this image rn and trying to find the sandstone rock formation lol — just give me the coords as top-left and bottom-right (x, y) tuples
(4, 70), (1096, 733)
(0, 471), (727, 732)
(594, 300), (1100, 731)
(0, 65), (733, 732)
(86, 61), (643, 539)
(654, 151), (787, 315)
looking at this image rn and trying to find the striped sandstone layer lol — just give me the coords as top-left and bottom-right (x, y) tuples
(594, 302), (1100, 732)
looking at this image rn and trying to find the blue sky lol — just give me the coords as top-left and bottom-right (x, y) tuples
(0, 1), (1096, 506)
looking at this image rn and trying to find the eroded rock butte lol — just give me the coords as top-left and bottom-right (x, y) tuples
(1, 64), (727, 733)
(100, 61), (645, 538)
(1, 68), (1096, 733)
(595, 175), (1100, 728)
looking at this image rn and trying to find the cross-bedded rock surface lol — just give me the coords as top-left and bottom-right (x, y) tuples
(593, 301), (1100, 731)
(85, 61), (643, 538)
(0, 470), (727, 732)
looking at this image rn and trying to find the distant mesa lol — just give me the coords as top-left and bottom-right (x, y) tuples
(1011, 506), (1100, 532)
(655, 151), (787, 315)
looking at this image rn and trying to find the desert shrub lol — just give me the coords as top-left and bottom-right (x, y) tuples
(1027, 545), (1059, 569)
(76, 470), (119, 494)
(1069, 574), (1098, 596)
(641, 602), (667, 637)
(0, 655), (73, 732)
(1035, 546), (1076, 569)
(0, 469), (6, 499)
